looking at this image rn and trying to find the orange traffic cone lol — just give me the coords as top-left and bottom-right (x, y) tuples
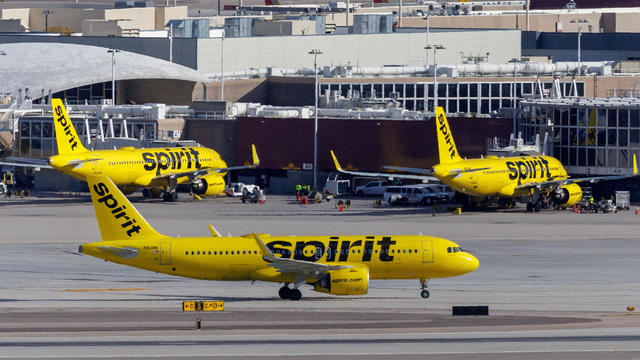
(339, 203), (344, 212)
(304, 196), (308, 205)
(636, 207), (638, 215)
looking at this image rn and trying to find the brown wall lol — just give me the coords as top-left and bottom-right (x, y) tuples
(120, 79), (195, 105)
(194, 78), (269, 103)
(236, 116), (512, 171)
(182, 119), (237, 166)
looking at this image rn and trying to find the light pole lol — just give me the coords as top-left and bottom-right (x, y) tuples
(571, 18), (588, 76)
(425, 44), (444, 112)
(221, 29), (225, 101)
(42, 10), (53, 32)
(107, 49), (120, 105)
(423, 15), (430, 67)
(0, 50), (5, 98)
(309, 49), (323, 190)
(509, 58), (521, 137)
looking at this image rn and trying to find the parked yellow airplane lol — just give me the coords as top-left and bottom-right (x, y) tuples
(0, 99), (259, 201)
(80, 174), (479, 300)
(332, 106), (637, 212)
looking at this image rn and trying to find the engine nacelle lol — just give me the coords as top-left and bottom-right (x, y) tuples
(312, 266), (369, 296)
(190, 174), (225, 196)
(552, 183), (582, 206)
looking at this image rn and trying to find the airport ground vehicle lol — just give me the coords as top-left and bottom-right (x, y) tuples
(332, 107), (637, 212)
(0, 99), (259, 202)
(383, 185), (439, 205)
(324, 173), (351, 196)
(225, 183), (260, 197)
(355, 180), (391, 197)
(80, 175), (479, 300)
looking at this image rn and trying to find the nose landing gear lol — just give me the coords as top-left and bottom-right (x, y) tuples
(420, 278), (430, 299)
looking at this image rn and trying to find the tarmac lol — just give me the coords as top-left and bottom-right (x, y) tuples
(1, 193), (639, 359)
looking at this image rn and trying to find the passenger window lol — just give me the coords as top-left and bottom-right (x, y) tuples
(208, 251), (211, 255)
(197, 251), (200, 255)
(185, 251), (188, 255)
(403, 249), (406, 253)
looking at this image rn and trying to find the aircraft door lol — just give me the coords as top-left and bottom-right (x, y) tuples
(160, 240), (171, 265)
(421, 239), (434, 263)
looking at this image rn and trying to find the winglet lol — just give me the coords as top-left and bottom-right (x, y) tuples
(251, 144), (260, 167)
(634, 154), (638, 175)
(208, 225), (222, 237)
(330, 150), (343, 171)
(252, 233), (274, 257)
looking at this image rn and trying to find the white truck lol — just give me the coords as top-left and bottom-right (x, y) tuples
(324, 173), (351, 196)
(355, 180), (391, 197)
(224, 182), (260, 197)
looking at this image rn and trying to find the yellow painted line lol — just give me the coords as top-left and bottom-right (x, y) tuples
(59, 288), (151, 292)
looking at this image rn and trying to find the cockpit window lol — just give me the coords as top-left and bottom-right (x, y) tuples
(447, 247), (452, 253)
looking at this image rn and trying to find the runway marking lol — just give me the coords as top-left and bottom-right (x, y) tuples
(59, 288), (151, 292)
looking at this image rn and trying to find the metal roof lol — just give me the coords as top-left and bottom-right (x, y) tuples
(0, 42), (209, 97)
(521, 97), (640, 108)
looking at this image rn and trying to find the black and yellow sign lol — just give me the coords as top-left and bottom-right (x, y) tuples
(183, 301), (224, 312)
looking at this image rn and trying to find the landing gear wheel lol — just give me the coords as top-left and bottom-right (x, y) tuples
(163, 191), (178, 202)
(534, 201), (542, 212)
(526, 202), (533, 212)
(278, 286), (291, 300)
(419, 278), (430, 300)
(289, 288), (302, 301)
(142, 188), (151, 198)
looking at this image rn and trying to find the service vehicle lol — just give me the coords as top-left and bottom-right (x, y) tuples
(225, 182), (260, 197)
(355, 180), (391, 197)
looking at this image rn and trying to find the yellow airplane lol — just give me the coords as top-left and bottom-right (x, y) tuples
(332, 106), (637, 212)
(0, 99), (259, 201)
(80, 174), (479, 300)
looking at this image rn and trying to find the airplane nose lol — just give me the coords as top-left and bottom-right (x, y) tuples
(466, 254), (479, 273)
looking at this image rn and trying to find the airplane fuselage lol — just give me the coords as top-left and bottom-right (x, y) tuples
(49, 146), (227, 192)
(80, 234), (479, 282)
(432, 155), (568, 198)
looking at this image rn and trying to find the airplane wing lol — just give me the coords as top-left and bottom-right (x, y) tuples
(0, 158), (52, 170)
(331, 150), (438, 181)
(252, 233), (348, 277)
(383, 166), (433, 175)
(515, 155), (638, 190)
(147, 144), (260, 185)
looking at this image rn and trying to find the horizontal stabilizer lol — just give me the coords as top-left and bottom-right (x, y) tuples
(447, 167), (490, 176)
(96, 246), (138, 259)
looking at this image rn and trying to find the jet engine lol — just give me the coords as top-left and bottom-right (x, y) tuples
(312, 266), (369, 296)
(552, 183), (582, 207)
(190, 174), (225, 197)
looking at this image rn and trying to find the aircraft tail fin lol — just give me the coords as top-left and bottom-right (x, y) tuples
(88, 175), (166, 241)
(435, 106), (462, 164)
(51, 98), (89, 155)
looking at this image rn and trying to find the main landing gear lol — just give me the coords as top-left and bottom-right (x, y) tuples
(526, 200), (542, 212)
(162, 190), (178, 202)
(279, 284), (302, 301)
(420, 278), (430, 299)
